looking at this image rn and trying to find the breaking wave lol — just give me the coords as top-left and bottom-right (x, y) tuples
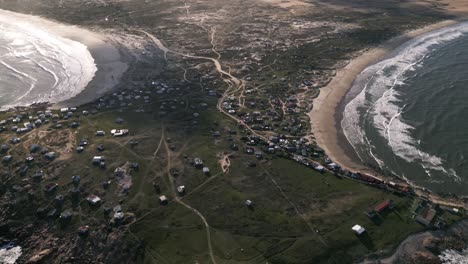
(342, 22), (468, 184)
(0, 10), (97, 110)
(440, 248), (468, 264)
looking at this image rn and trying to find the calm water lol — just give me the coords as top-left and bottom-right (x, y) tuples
(342, 22), (468, 195)
(0, 10), (96, 110)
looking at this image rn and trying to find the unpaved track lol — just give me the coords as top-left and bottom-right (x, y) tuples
(163, 140), (218, 264)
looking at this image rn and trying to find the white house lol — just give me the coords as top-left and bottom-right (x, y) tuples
(111, 129), (129, 137)
(352, 225), (366, 235)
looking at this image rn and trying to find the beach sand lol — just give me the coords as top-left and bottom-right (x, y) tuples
(309, 20), (459, 174)
(0, 9), (128, 109)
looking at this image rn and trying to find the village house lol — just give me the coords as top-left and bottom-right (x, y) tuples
(193, 158), (203, 168)
(245, 200), (254, 208)
(177, 186), (185, 195)
(44, 183), (58, 193)
(87, 195), (102, 205)
(159, 195), (168, 205)
(2, 155), (12, 163)
(32, 170), (43, 180)
(111, 129), (129, 137)
(352, 225), (366, 235)
(44, 152), (56, 161)
(92, 156), (105, 166)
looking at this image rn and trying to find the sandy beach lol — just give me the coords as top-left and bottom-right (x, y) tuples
(0, 9), (128, 109)
(309, 19), (460, 175)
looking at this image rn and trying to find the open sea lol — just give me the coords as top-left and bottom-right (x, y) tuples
(342, 21), (468, 196)
(0, 10), (96, 110)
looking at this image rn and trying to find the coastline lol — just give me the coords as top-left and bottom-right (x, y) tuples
(0, 9), (128, 110)
(309, 19), (460, 176)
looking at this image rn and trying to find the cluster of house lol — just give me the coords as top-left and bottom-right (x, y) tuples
(411, 199), (455, 228)
(0, 107), (79, 135)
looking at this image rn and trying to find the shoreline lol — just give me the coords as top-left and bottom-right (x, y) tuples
(0, 9), (128, 110)
(309, 20), (468, 206)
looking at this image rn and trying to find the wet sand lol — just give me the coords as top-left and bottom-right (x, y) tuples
(0, 9), (128, 109)
(309, 19), (459, 175)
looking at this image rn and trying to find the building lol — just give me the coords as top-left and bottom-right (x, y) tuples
(352, 225), (366, 235)
(44, 183), (58, 193)
(416, 207), (437, 226)
(194, 158), (203, 168)
(159, 195), (168, 205)
(44, 152), (56, 161)
(203, 167), (210, 175)
(375, 200), (392, 213)
(92, 156), (105, 165)
(96, 131), (106, 136)
(177, 186), (186, 195)
(111, 129), (129, 137)
(87, 195), (101, 205)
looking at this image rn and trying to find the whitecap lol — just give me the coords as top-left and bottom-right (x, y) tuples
(342, 21), (468, 183)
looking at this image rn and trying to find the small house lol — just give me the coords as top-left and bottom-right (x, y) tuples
(32, 170), (43, 180)
(245, 200), (254, 208)
(87, 195), (101, 205)
(96, 131), (106, 136)
(29, 144), (41, 153)
(111, 129), (129, 137)
(72, 175), (81, 186)
(0, 144), (9, 153)
(375, 200), (392, 214)
(60, 211), (72, 224)
(78, 226), (90, 237)
(314, 165), (325, 173)
(194, 158), (203, 168)
(44, 152), (56, 161)
(203, 167), (210, 175)
(352, 225), (366, 235)
(159, 195), (168, 205)
(10, 137), (20, 144)
(92, 156), (105, 165)
(2, 155), (12, 163)
(177, 186), (185, 195)
(44, 183), (58, 193)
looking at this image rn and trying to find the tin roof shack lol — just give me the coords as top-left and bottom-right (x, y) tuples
(111, 129), (129, 137)
(159, 195), (168, 205)
(193, 158), (203, 169)
(177, 186), (185, 196)
(60, 211), (73, 226)
(352, 225), (366, 235)
(91, 156), (106, 166)
(31, 170), (43, 180)
(87, 195), (102, 207)
(44, 183), (58, 194)
(44, 152), (56, 161)
(2, 155), (12, 164)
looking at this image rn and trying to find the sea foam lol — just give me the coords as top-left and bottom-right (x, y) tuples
(342, 22), (468, 182)
(0, 10), (97, 109)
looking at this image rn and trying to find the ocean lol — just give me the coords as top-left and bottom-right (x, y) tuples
(0, 11), (97, 110)
(342, 21), (468, 196)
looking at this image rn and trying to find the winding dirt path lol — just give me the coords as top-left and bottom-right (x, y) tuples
(162, 139), (218, 264)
